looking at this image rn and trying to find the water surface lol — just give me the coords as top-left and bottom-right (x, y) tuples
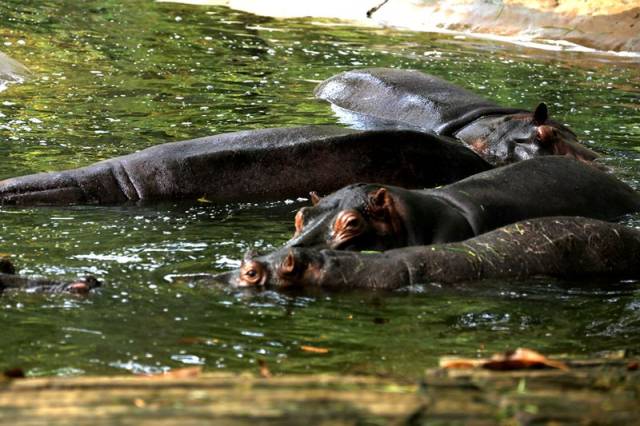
(0, 0), (639, 378)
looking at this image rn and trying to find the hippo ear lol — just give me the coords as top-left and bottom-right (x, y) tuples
(371, 188), (388, 208)
(309, 191), (321, 206)
(279, 249), (302, 279)
(533, 103), (548, 125)
(369, 187), (394, 218)
(280, 250), (296, 276)
(536, 125), (555, 147)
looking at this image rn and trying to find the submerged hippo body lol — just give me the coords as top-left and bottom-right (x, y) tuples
(0, 259), (100, 294)
(0, 51), (30, 86)
(315, 68), (598, 165)
(218, 217), (640, 290)
(286, 157), (640, 251)
(0, 274), (100, 294)
(0, 126), (491, 206)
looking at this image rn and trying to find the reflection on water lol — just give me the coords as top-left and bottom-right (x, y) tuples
(0, 0), (639, 378)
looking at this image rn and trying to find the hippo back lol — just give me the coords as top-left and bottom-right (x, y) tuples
(0, 126), (492, 205)
(315, 68), (523, 134)
(428, 157), (640, 235)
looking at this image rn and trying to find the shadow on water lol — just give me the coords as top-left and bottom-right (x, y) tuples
(0, 0), (639, 377)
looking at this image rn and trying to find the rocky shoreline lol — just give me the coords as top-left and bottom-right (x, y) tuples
(159, 0), (640, 54)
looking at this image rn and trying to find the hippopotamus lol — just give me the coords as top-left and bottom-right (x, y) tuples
(315, 68), (598, 165)
(0, 51), (30, 87)
(285, 157), (640, 251)
(0, 126), (490, 206)
(0, 258), (100, 294)
(216, 217), (640, 290)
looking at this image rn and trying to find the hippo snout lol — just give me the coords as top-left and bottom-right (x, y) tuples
(64, 276), (101, 294)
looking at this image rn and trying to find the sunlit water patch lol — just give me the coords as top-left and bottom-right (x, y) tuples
(0, 0), (639, 378)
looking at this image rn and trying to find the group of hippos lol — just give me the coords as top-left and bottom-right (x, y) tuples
(1, 68), (640, 293)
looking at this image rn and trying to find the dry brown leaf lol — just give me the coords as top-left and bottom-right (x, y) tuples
(3, 367), (25, 379)
(440, 348), (568, 371)
(486, 348), (568, 370)
(258, 359), (272, 378)
(143, 366), (203, 379)
(133, 398), (146, 408)
(439, 359), (484, 369)
(301, 345), (330, 354)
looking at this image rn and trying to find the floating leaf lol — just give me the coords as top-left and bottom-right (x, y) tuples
(3, 367), (25, 379)
(143, 366), (202, 379)
(258, 359), (272, 378)
(301, 345), (330, 354)
(440, 348), (568, 371)
(133, 398), (146, 408)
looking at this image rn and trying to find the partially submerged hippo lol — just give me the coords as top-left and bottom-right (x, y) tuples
(217, 217), (640, 290)
(315, 68), (598, 165)
(0, 258), (100, 294)
(0, 126), (490, 206)
(0, 51), (30, 88)
(285, 157), (640, 251)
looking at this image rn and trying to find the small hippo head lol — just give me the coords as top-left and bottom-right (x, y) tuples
(462, 103), (598, 165)
(284, 183), (409, 251)
(215, 247), (311, 289)
(214, 247), (375, 290)
(43, 276), (102, 294)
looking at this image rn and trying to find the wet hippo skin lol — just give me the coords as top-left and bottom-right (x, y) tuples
(0, 258), (100, 294)
(0, 126), (491, 206)
(217, 217), (640, 290)
(286, 157), (640, 251)
(315, 68), (598, 165)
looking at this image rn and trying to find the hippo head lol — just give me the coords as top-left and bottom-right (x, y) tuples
(214, 247), (385, 290)
(214, 247), (310, 290)
(463, 103), (598, 165)
(284, 183), (409, 251)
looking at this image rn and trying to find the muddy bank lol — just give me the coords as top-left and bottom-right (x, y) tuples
(159, 0), (640, 53)
(1, 356), (638, 424)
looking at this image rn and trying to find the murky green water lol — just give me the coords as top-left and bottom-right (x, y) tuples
(0, 0), (639, 378)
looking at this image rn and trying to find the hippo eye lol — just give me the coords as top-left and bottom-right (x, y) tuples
(238, 260), (266, 287)
(345, 216), (360, 229)
(331, 210), (366, 245)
